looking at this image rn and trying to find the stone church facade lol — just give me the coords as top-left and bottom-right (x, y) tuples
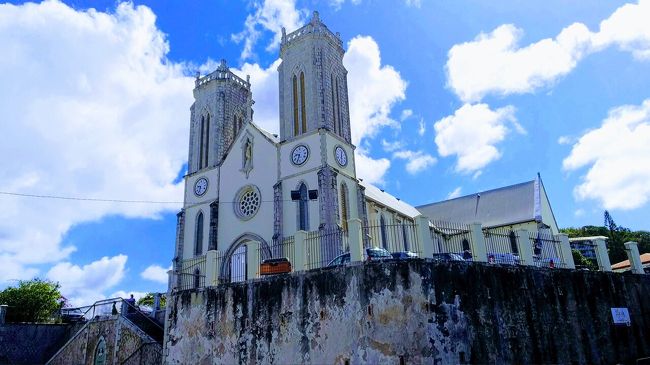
(172, 12), (418, 286)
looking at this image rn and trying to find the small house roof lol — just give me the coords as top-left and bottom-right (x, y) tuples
(360, 180), (422, 219)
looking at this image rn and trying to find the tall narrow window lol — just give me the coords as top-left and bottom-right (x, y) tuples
(195, 212), (204, 256)
(340, 183), (349, 232)
(204, 114), (210, 168)
(402, 223), (409, 251)
(292, 75), (299, 136)
(300, 72), (307, 133)
(331, 74), (337, 133)
(380, 214), (387, 249)
(233, 115), (237, 136)
(193, 268), (201, 289)
(199, 116), (205, 169)
(335, 78), (342, 135)
(509, 230), (519, 254)
(238, 116), (243, 131)
(298, 183), (309, 231)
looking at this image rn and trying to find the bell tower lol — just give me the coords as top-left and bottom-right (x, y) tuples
(278, 11), (351, 143)
(189, 60), (254, 174)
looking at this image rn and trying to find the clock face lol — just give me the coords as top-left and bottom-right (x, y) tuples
(335, 146), (348, 167)
(194, 177), (208, 196)
(291, 145), (309, 165)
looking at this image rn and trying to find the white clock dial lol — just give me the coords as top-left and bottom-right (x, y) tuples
(194, 177), (208, 196)
(291, 145), (309, 165)
(335, 146), (348, 167)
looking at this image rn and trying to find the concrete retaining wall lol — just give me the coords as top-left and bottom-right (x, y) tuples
(164, 260), (650, 364)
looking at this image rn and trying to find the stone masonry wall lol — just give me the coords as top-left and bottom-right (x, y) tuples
(164, 260), (650, 364)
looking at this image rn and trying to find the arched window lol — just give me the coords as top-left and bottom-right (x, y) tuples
(94, 337), (106, 365)
(331, 74), (337, 133)
(340, 183), (349, 232)
(199, 116), (205, 169)
(292, 75), (299, 136)
(300, 72), (307, 133)
(298, 183), (309, 231)
(335, 77), (342, 135)
(233, 115), (237, 136)
(193, 268), (201, 289)
(509, 230), (519, 254)
(380, 214), (388, 249)
(195, 212), (204, 256)
(204, 114), (210, 168)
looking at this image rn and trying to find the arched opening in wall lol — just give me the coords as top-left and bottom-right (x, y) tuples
(380, 214), (388, 249)
(509, 230), (519, 254)
(193, 268), (201, 289)
(297, 183), (309, 231)
(229, 244), (247, 283)
(340, 183), (349, 233)
(94, 336), (106, 365)
(292, 75), (299, 136)
(195, 211), (204, 256)
(219, 234), (272, 283)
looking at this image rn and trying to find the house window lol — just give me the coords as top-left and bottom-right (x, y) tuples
(195, 212), (204, 255)
(298, 183), (309, 231)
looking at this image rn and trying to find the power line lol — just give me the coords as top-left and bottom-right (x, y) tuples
(0, 191), (183, 204)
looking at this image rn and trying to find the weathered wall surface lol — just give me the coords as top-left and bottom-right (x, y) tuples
(0, 323), (79, 365)
(47, 316), (161, 365)
(165, 260), (650, 364)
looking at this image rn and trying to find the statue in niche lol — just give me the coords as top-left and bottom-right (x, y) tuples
(240, 133), (254, 178)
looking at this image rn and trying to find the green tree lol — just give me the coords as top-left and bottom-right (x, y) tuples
(136, 293), (166, 308)
(571, 249), (597, 270)
(0, 278), (63, 323)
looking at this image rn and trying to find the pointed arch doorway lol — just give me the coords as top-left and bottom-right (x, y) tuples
(219, 233), (272, 283)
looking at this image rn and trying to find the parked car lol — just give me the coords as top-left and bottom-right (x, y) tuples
(431, 253), (465, 262)
(391, 251), (419, 259)
(61, 308), (86, 323)
(487, 252), (520, 265)
(328, 247), (393, 267)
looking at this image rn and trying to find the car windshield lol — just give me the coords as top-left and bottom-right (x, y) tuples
(367, 247), (391, 257)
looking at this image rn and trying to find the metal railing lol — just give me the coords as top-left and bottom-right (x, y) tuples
(530, 231), (565, 268)
(483, 227), (521, 265)
(305, 227), (347, 269)
(177, 256), (206, 290)
(430, 220), (473, 260)
(364, 220), (420, 254)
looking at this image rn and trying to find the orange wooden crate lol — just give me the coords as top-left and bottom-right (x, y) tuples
(260, 258), (292, 275)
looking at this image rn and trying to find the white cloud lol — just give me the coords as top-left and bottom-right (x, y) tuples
(232, 0), (307, 60)
(47, 255), (128, 306)
(393, 150), (437, 175)
(418, 118), (426, 136)
(0, 1), (190, 285)
(345, 36), (407, 146)
(574, 208), (586, 217)
(404, 0), (422, 8)
(447, 187), (462, 199)
(557, 135), (573, 145)
(434, 103), (522, 173)
(400, 109), (413, 121)
(355, 150), (390, 185)
(232, 59), (282, 134)
(445, 0), (650, 102)
(141, 264), (170, 284)
(381, 139), (405, 152)
(563, 99), (650, 210)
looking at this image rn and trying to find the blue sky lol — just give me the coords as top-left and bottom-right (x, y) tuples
(1, 0), (649, 304)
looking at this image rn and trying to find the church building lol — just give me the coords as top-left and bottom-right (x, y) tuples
(173, 12), (418, 284)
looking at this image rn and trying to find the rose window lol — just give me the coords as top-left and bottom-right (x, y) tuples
(234, 185), (261, 220)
